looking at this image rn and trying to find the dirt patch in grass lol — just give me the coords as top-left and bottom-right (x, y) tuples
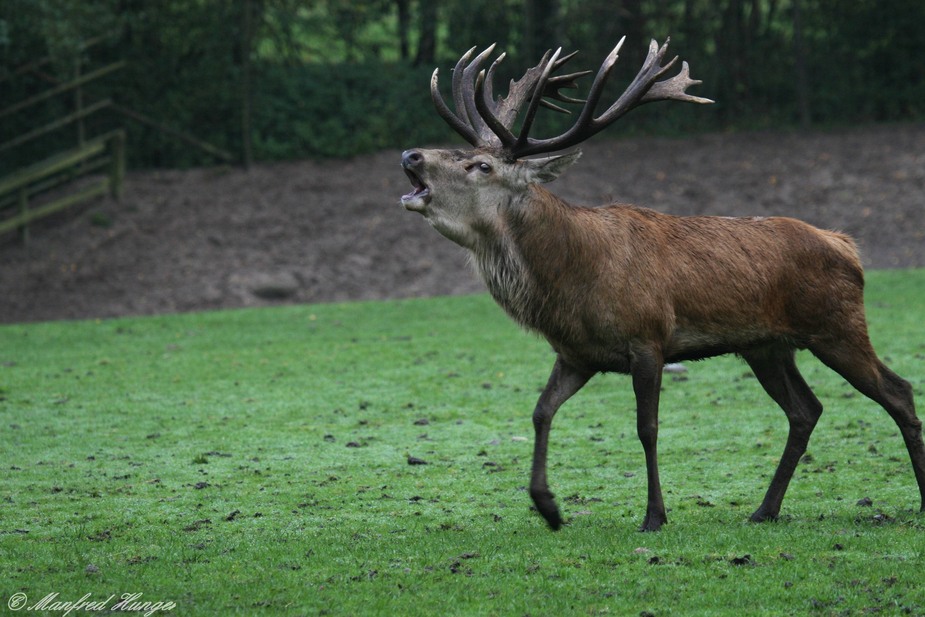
(2, 124), (923, 324)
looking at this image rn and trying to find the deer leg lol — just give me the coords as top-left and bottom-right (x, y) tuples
(812, 337), (925, 512)
(631, 346), (667, 532)
(530, 355), (592, 530)
(742, 345), (823, 522)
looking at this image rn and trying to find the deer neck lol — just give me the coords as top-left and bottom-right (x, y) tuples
(471, 185), (576, 332)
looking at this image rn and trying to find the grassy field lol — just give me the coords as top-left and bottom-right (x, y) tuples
(1, 269), (924, 616)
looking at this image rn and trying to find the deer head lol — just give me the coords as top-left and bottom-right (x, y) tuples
(401, 37), (713, 247)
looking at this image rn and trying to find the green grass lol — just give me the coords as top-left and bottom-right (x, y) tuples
(1, 269), (924, 616)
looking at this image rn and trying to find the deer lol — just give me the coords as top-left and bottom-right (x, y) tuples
(399, 36), (925, 531)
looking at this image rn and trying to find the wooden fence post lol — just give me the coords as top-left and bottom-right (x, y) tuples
(18, 187), (29, 243)
(109, 131), (125, 199)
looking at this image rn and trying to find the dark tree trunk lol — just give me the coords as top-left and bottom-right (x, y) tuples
(414, 1), (438, 66)
(239, 0), (254, 169)
(525, 0), (559, 62)
(396, 0), (411, 61)
(621, 0), (647, 75)
(792, 0), (812, 127)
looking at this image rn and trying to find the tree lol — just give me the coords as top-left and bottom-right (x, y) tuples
(396, 0), (411, 61)
(791, 0), (811, 127)
(525, 0), (559, 61)
(414, 0), (438, 66)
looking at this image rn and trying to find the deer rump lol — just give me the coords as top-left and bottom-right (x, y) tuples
(475, 191), (865, 374)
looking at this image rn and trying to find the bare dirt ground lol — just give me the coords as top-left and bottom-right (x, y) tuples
(1, 124), (923, 324)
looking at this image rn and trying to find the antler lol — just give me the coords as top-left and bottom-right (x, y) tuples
(431, 37), (713, 158)
(431, 44), (589, 150)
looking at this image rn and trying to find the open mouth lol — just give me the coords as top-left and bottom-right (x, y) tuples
(401, 168), (431, 207)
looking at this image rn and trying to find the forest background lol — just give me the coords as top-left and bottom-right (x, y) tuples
(2, 0), (924, 174)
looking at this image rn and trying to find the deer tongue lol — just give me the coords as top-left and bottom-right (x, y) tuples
(401, 169), (430, 202)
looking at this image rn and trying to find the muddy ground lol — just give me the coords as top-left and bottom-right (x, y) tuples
(1, 124), (923, 324)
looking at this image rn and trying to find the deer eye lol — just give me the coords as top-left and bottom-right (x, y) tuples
(466, 161), (492, 174)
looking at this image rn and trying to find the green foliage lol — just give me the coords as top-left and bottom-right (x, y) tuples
(1, 269), (924, 615)
(0, 0), (119, 73)
(2, 1), (925, 168)
(805, 0), (925, 122)
(0, 0), (123, 173)
(252, 61), (453, 159)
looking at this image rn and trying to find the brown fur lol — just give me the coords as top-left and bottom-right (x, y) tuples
(491, 186), (866, 370)
(401, 146), (925, 532)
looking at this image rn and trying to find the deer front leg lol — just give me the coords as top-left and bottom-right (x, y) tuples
(530, 356), (592, 530)
(632, 346), (667, 532)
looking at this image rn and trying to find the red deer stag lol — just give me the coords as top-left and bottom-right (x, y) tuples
(399, 37), (925, 531)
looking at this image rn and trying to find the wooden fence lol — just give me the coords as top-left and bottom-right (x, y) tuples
(0, 45), (126, 240)
(0, 130), (125, 240)
(2, 36), (238, 240)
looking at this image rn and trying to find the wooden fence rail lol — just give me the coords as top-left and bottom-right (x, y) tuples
(0, 130), (125, 240)
(0, 99), (112, 155)
(0, 61), (125, 120)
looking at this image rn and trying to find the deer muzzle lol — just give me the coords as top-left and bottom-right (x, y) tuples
(401, 150), (431, 211)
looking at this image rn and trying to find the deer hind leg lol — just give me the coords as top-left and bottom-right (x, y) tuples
(529, 356), (592, 530)
(811, 333), (925, 512)
(742, 344), (824, 522)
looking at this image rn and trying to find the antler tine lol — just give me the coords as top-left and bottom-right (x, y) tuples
(642, 60), (715, 105)
(543, 49), (592, 107)
(451, 46), (479, 127)
(592, 38), (668, 126)
(431, 68), (483, 146)
(514, 47), (564, 150)
(431, 46), (487, 146)
(460, 45), (500, 140)
(553, 49), (579, 67)
(532, 51), (593, 114)
(543, 35), (622, 137)
(482, 51), (508, 113)
(491, 48), (553, 128)
(511, 36), (712, 157)
(473, 45), (581, 152)
(473, 45), (581, 148)
(474, 69), (519, 148)
(545, 70), (593, 104)
(431, 45), (506, 147)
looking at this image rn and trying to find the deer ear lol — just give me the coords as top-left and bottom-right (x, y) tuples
(522, 150), (582, 184)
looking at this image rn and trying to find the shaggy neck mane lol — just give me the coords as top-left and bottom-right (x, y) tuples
(470, 185), (575, 332)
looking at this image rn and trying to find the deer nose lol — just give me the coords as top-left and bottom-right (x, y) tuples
(402, 149), (424, 168)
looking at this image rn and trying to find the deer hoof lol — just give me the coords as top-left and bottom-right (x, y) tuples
(749, 509), (780, 523)
(638, 515), (666, 532)
(531, 489), (563, 530)
(539, 507), (563, 530)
